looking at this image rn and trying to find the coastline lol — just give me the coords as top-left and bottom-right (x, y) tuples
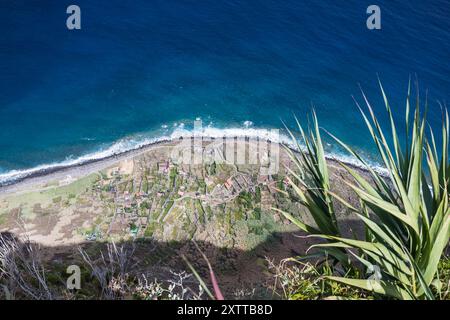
(0, 134), (385, 195)
(0, 138), (174, 195)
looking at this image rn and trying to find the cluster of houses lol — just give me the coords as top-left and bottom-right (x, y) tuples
(95, 159), (196, 239)
(223, 174), (252, 194)
(87, 153), (292, 241)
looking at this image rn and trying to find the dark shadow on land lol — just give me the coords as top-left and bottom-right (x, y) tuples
(10, 218), (450, 300)
(0, 218), (365, 300)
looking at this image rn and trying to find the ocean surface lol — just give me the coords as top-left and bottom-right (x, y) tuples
(0, 0), (449, 184)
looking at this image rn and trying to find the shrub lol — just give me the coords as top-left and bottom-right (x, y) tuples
(277, 80), (450, 299)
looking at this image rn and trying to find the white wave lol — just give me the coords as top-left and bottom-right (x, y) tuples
(0, 135), (171, 185)
(168, 125), (387, 174)
(0, 125), (387, 186)
(243, 120), (253, 128)
(169, 125), (291, 143)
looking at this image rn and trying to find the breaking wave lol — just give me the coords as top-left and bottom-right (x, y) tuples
(0, 123), (387, 186)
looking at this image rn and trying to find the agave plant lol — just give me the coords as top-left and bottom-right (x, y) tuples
(276, 111), (339, 236)
(279, 80), (450, 299)
(274, 112), (352, 265)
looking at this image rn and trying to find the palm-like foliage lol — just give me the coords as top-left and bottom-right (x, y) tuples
(274, 112), (354, 266)
(279, 81), (449, 299)
(275, 111), (339, 237)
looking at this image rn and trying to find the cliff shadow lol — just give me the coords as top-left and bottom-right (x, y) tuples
(0, 218), (364, 300)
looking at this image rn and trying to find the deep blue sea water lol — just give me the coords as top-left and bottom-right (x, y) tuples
(0, 0), (449, 183)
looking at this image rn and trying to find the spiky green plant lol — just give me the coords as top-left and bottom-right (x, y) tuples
(275, 111), (339, 237)
(279, 81), (449, 299)
(274, 112), (351, 265)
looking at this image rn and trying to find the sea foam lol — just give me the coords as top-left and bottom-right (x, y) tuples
(0, 124), (387, 186)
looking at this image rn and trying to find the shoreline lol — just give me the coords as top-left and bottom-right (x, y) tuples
(0, 135), (384, 195)
(0, 138), (174, 195)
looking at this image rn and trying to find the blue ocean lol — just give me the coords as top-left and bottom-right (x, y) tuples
(0, 0), (449, 183)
